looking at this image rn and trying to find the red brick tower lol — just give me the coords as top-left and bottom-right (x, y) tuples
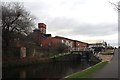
(38, 23), (46, 34)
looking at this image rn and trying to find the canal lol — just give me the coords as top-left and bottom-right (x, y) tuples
(3, 61), (98, 79)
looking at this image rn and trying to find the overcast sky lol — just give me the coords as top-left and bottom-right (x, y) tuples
(3, 0), (119, 47)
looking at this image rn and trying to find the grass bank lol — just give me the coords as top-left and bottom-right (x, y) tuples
(50, 52), (71, 58)
(63, 61), (108, 79)
(3, 52), (69, 69)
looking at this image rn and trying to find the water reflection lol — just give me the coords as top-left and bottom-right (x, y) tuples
(20, 70), (26, 78)
(3, 61), (97, 79)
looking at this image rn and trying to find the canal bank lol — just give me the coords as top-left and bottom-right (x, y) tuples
(2, 57), (53, 69)
(3, 50), (100, 69)
(62, 49), (115, 79)
(3, 60), (98, 79)
(2, 52), (71, 69)
(63, 61), (108, 79)
(3, 51), (101, 79)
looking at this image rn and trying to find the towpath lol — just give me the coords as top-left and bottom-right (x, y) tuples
(89, 49), (118, 78)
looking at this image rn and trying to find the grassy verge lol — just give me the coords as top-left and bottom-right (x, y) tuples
(50, 52), (82, 59)
(63, 61), (108, 79)
(50, 52), (71, 58)
(101, 52), (114, 55)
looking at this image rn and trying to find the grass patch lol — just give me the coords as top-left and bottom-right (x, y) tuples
(50, 52), (71, 58)
(63, 61), (108, 79)
(101, 52), (114, 55)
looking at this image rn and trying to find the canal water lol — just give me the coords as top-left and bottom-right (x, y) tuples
(3, 61), (98, 79)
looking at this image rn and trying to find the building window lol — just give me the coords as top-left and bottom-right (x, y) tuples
(62, 40), (64, 43)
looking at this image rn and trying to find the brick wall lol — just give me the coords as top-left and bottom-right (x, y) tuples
(41, 37), (88, 50)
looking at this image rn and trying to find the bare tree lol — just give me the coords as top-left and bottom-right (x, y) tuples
(1, 2), (35, 34)
(109, 1), (120, 47)
(109, 1), (120, 11)
(110, 1), (120, 47)
(1, 2), (36, 52)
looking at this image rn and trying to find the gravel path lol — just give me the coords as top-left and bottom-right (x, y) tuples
(99, 54), (113, 61)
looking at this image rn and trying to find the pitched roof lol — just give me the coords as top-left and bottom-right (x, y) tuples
(54, 36), (88, 44)
(83, 40), (105, 44)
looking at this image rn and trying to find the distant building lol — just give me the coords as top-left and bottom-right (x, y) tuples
(83, 40), (107, 52)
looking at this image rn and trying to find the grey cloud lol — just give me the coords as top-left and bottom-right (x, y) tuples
(23, 0), (88, 19)
(59, 0), (88, 9)
(24, 1), (52, 17)
(47, 17), (78, 31)
(107, 39), (118, 47)
(71, 23), (118, 36)
(23, 1), (118, 37)
(47, 17), (117, 36)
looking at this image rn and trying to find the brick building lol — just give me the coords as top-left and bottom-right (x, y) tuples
(41, 36), (88, 51)
(30, 23), (88, 51)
